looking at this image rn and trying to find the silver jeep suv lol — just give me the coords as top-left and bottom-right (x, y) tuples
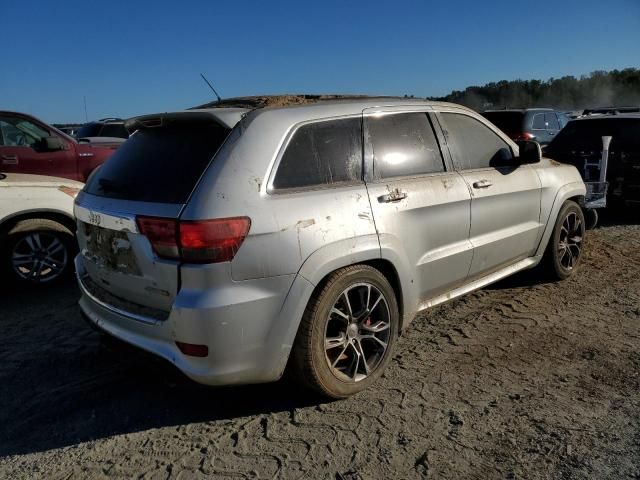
(74, 99), (586, 398)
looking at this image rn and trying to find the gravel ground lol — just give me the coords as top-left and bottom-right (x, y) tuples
(0, 222), (639, 479)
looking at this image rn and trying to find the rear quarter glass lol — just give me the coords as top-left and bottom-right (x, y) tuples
(84, 123), (230, 203)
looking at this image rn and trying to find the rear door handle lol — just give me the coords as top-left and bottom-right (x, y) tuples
(472, 179), (492, 189)
(1, 154), (18, 165)
(378, 189), (408, 203)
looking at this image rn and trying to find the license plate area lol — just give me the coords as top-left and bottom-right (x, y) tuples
(82, 222), (142, 275)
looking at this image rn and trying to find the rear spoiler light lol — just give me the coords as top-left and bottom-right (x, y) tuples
(136, 216), (251, 264)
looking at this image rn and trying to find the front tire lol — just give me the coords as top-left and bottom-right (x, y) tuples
(290, 265), (399, 399)
(543, 200), (585, 280)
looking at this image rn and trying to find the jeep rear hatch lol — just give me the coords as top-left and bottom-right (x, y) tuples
(84, 111), (241, 203)
(76, 110), (245, 317)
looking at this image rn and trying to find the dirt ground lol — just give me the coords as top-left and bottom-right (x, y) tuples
(1, 220), (639, 479)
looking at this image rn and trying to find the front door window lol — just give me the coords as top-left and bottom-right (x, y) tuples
(0, 115), (50, 150)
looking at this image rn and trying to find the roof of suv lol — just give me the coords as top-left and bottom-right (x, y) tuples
(483, 108), (555, 113)
(572, 113), (640, 122)
(130, 97), (476, 130)
(192, 94), (410, 110)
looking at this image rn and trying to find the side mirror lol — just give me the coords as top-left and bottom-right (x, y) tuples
(44, 136), (65, 151)
(516, 140), (542, 164)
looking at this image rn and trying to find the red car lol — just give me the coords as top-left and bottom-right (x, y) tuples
(0, 111), (119, 182)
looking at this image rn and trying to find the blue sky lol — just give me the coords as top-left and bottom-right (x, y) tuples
(1, 0), (638, 123)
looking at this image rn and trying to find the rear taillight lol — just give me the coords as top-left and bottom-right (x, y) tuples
(180, 217), (251, 263)
(136, 216), (250, 264)
(175, 341), (209, 357)
(514, 132), (535, 141)
(136, 217), (179, 259)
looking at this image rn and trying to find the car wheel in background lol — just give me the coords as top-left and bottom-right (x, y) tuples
(4, 219), (75, 285)
(584, 208), (598, 230)
(544, 201), (586, 280)
(290, 265), (399, 399)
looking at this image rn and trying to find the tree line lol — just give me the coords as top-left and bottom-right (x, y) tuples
(429, 68), (640, 112)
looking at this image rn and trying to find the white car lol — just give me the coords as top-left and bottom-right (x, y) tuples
(0, 173), (82, 284)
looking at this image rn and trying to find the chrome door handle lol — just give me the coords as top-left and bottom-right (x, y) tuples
(378, 189), (408, 203)
(472, 180), (492, 189)
(1, 154), (18, 165)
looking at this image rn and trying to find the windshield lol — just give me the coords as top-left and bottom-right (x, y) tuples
(84, 123), (230, 203)
(481, 112), (524, 134)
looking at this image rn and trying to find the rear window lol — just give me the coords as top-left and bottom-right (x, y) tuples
(85, 123), (230, 203)
(76, 123), (101, 138)
(100, 123), (129, 138)
(481, 112), (524, 134)
(273, 117), (362, 190)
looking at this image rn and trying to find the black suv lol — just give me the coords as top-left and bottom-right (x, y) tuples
(482, 108), (569, 145)
(75, 118), (129, 141)
(545, 114), (640, 206)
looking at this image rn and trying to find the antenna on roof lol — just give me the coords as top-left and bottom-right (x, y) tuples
(200, 73), (222, 103)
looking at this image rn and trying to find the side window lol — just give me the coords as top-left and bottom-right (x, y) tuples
(557, 113), (569, 129)
(545, 113), (560, 131)
(366, 112), (444, 179)
(0, 116), (48, 148)
(441, 113), (514, 170)
(532, 114), (546, 130)
(273, 117), (362, 190)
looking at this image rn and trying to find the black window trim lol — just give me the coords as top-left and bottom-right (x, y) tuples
(267, 114), (365, 195)
(363, 110), (453, 183)
(433, 109), (517, 172)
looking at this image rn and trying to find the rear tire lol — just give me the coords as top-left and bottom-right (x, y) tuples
(289, 265), (399, 399)
(4, 219), (76, 285)
(542, 201), (585, 280)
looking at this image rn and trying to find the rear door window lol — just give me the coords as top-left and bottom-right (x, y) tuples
(85, 122), (230, 203)
(76, 123), (101, 138)
(441, 113), (514, 170)
(532, 114), (546, 130)
(273, 117), (362, 190)
(366, 112), (445, 179)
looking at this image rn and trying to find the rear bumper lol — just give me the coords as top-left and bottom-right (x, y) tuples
(75, 255), (313, 386)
